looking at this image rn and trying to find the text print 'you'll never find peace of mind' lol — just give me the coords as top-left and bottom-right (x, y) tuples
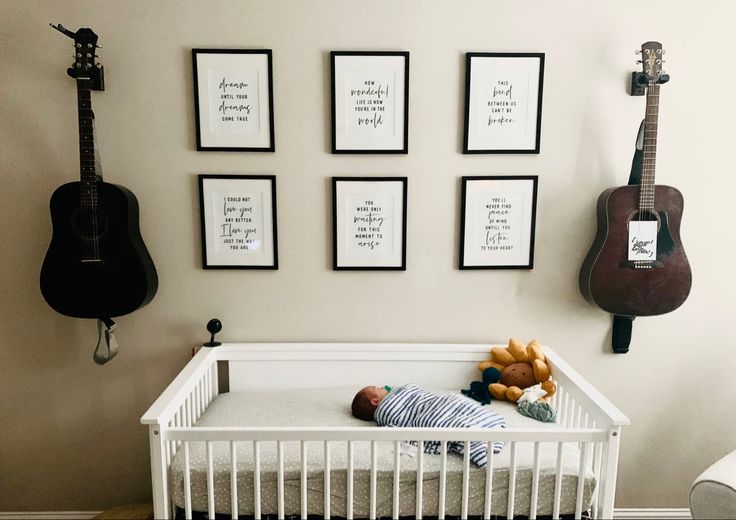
(483, 197), (513, 251)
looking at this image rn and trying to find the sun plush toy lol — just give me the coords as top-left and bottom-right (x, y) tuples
(479, 338), (556, 402)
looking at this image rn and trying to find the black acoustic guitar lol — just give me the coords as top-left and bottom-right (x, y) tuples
(41, 25), (157, 319)
(579, 41), (691, 318)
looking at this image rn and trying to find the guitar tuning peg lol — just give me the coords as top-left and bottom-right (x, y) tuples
(635, 49), (642, 55)
(636, 60), (642, 64)
(96, 44), (102, 49)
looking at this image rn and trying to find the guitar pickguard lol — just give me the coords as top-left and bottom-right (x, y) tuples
(656, 210), (675, 259)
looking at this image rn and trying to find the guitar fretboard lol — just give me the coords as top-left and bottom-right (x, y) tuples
(640, 83), (660, 211)
(77, 84), (97, 210)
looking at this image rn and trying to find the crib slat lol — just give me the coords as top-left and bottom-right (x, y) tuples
(347, 440), (354, 520)
(205, 370), (211, 408)
(567, 398), (576, 429)
(461, 441), (470, 520)
(393, 440), (401, 520)
(174, 407), (182, 452)
(370, 441), (377, 520)
(212, 362), (219, 397)
(194, 384), (199, 421)
(324, 441), (331, 520)
(278, 440), (285, 520)
(483, 442), (494, 520)
(301, 441), (308, 520)
(507, 441), (517, 519)
(197, 378), (205, 419)
(166, 438), (172, 467)
(591, 442), (603, 520)
(439, 440), (447, 520)
(553, 442), (564, 520)
(206, 441), (215, 520)
(416, 440), (424, 520)
(575, 442), (591, 519)
(254, 441), (262, 520)
(186, 396), (192, 427)
(230, 441), (238, 520)
(184, 442), (192, 520)
(201, 379), (206, 415)
(530, 441), (541, 520)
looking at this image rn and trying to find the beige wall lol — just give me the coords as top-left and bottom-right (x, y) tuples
(2, 0), (735, 511)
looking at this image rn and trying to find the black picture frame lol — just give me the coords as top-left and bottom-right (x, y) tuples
(198, 174), (278, 269)
(332, 177), (408, 270)
(192, 49), (275, 152)
(459, 175), (538, 269)
(463, 53), (545, 154)
(331, 51), (410, 154)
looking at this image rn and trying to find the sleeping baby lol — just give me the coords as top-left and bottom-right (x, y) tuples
(351, 384), (505, 467)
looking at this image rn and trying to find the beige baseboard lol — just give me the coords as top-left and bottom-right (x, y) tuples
(0, 508), (693, 519)
(614, 509), (691, 519)
(0, 514), (102, 520)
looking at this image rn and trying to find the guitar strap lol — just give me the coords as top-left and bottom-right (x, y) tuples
(94, 318), (118, 364)
(612, 119), (646, 354)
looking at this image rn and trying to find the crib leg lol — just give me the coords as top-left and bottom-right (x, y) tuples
(599, 427), (622, 519)
(149, 425), (170, 519)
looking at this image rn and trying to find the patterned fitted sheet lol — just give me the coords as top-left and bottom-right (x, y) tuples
(169, 388), (596, 517)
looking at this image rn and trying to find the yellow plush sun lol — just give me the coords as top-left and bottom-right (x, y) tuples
(479, 338), (556, 402)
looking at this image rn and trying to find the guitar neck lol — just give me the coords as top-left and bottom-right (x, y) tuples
(77, 83), (98, 208)
(640, 83), (660, 210)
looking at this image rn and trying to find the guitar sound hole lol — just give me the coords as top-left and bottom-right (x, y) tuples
(72, 208), (109, 240)
(627, 209), (661, 231)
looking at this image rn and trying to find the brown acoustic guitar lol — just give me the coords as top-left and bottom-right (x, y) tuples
(579, 41), (691, 317)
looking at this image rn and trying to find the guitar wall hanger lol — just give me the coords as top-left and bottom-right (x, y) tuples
(50, 23), (104, 91)
(630, 71), (670, 96)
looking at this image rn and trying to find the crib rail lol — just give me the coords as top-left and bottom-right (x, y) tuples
(142, 343), (628, 520)
(162, 428), (613, 520)
(164, 426), (607, 443)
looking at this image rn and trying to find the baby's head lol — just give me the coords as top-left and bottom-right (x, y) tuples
(351, 385), (389, 421)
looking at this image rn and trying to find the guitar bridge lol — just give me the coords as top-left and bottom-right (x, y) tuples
(619, 260), (664, 269)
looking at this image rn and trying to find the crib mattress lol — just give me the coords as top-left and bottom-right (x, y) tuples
(169, 388), (596, 517)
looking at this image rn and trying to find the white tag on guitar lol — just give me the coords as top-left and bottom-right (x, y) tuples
(628, 221), (657, 261)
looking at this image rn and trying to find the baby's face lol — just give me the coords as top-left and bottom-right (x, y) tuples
(362, 385), (388, 404)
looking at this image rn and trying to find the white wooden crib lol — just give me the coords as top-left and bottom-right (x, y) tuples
(141, 343), (629, 520)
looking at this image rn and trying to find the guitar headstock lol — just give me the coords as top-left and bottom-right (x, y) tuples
(50, 23), (104, 90)
(637, 41), (665, 84)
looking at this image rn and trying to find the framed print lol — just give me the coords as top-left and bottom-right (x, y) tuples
(459, 176), (538, 269)
(333, 177), (407, 270)
(192, 49), (275, 151)
(463, 53), (544, 154)
(198, 174), (278, 269)
(331, 51), (409, 154)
